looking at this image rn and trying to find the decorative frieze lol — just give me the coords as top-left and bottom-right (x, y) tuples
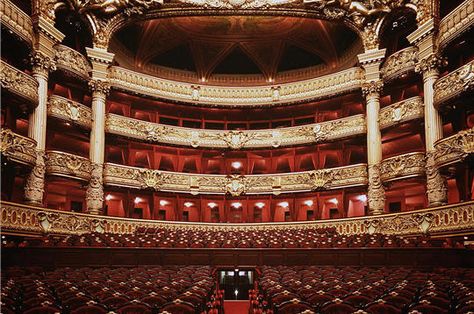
(0, 0), (34, 45)
(381, 47), (418, 82)
(434, 60), (474, 106)
(108, 66), (364, 107)
(48, 95), (92, 129)
(438, 0), (474, 50)
(103, 163), (368, 195)
(54, 45), (91, 80)
(1, 200), (472, 236)
(379, 96), (424, 129)
(45, 151), (92, 181)
(434, 127), (474, 168)
(380, 152), (426, 182)
(0, 129), (37, 166)
(0, 60), (38, 105)
(105, 113), (366, 149)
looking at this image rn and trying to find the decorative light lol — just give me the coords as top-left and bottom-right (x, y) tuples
(255, 202), (265, 209)
(231, 202), (242, 208)
(184, 202), (194, 208)
(328, 198), (338, 205)
(234, 289), (239, 297)
(304, 200), (313, 207)
(268, 77), (274, 83)
(105, 194), (113, 201)
(201, 77), (206, 82)
(134, 197), (141, 204)
(65, 122), (71, 126)
(278, 201), (289, 208)
(159, 200), (169, 206)
(357, 195), (367, 202)
(231, 161), (242, 169)
(208, 202), (217, 208)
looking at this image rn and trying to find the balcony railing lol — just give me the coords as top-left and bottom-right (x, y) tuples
(45, 151), (92, 181)
(0, 129), (37, 166)
(1, 200), (473, 236)
(103, 163), (368, 196)
(108, 66), (364, 107)
(434, 60), (474, 106)
(54, 45), (91, 80)
(438, 0), (474, 50)
(434, 127), (474, 168)
(381, 47), (418, 82)
(106, 113), (366, 149)
(380, 152), (425, 183)
(0, 60), (38, 105)
(48, 95), (92, 129)
(0, 0), (33, 46)
(379, 96), (424, 129)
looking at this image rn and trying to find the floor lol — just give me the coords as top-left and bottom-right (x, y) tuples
(224, 300), (249, 314)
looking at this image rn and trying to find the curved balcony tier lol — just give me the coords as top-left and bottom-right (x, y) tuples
(0, 129), (37, 167)
(45, 151), (92, 181)
(0, 0), (33, 46)
(1, 200), (473, 236)
(1, 60), (38, 106)
(103, 163), (368, 196)
(48, 95), (92, 129)
(381, 47), (418, 83)
(380, 152), (426, 183)
(438, 0), (474, 50)
(54, 45), (91, 81)
(434, 60), (474, 107)
(434, 127), (474, 168)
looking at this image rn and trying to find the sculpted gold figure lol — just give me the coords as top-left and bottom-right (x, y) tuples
(305, 0), (391, 16)
(79, 0), (162, 14)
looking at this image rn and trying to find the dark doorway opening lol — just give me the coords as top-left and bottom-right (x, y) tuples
(219, 269), (254, 300)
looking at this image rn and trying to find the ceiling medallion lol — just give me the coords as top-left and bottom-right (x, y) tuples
(178, 0), (296, 9)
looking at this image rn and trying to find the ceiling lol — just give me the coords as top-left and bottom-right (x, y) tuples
(111, 16), (360, 80)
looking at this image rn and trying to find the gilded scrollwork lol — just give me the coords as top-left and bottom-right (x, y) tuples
(361, 80), (383, 98)
(48, 95), (92, 128)
(25, 150), (47, 205)
(89, 79), (111, 96)
(434, 60), (474, 106)
(380, 152), (425, 182)
(45, 151), (92, 181)
(218, 131), (255, 149)
(0, 60), (38, 105)
(415, 53), (447, 77)
(367, 164), (385, 215)
(379, 96), (424, 129)
(381, 46), (418, 82)
(434, 127), (474, 168)
(54, 44), (91, 79)
(30, 51), (56, 76)
(74, 0), (163, 15)
(0, 129), (37, 166)
(103, 163), (368, 195)
(86, 163), (104, 214)
(425, 151), (447, 207)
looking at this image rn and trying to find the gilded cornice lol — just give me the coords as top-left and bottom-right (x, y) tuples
(0, 60), (39, 105)
(381, 46), (418, 82)
(108, 66), (364, 107)
(47, 95), (92, 129)
(54, 44), (92, 80)
(45, 151), (92, 181)
(0, 0), (34, 46)
(103, 163), (368, 195)
(438, 0), (474, 50)
(434, 127), (474, 168)
(379, 96), (424, 129)
(380, 152), (425, 183)
(0, 129), (37, 167)
(1, 200), (473, 236)
(434, 60), (474, 107)
(105, 113), (366, 149)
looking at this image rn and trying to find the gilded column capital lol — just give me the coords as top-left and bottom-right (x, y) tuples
(415, 54), (447, 78)
(88, 79), (111, 96)
(25, 149), (47, 205)
(30, 51), (56, 77)
(86, 163), (104, 215)
(425, 150), (447, 206)
(362, 80), (383, 98)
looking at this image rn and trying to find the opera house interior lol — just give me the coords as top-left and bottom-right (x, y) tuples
(1, 0), (474, 313)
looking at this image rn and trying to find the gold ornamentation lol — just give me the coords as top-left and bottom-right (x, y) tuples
(86, 163), (104, 214)
(361, 80), (383, 98)
(1, 0), (34, 45)
(381, 46), (418, 81)
(379, 96), (423, 129)
(0, 129), (37, 166)
(25, 150), (47, 205)
(54, 44), (91, 79)
(225, 175), (246, 196)
(77, 0), (163, 15)
(33, 0), (65, 21)
(219, 131), (255, 149)
(89, 79), (111, 95)
(45, 151), (92, 181)
(425, 151), (447, 207)
(139, 169), (163, 190)
(380, 152), (425, 182)
(415, 54), (447, 76)
(434, 127), (474, 168)
(179, 0), (296, 9)
(309, 170), (333, 190)
(30, 51), (56, 75)
(438, 0), (474, 50)
(48, 95), (92, 128)
(0, 60), (38, 105)
(435, 60), (474, 106)
(368, 164), (385, 215)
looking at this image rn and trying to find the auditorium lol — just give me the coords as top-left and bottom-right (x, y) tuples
(1, 0), (473, 313)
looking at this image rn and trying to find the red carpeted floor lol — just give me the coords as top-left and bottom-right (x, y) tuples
(224, 300), (249, 314)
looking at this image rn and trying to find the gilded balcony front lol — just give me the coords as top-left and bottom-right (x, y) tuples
(1, 60), (38, 105)
(381, 47), (418, 82)
(379, 96), (424, 129)
(0, 129), (37, 167)
(54, 45), (91, 80)
(438, 0), (474, 50)
(0, 0), (33, 46)
(380, 152), (426, 183)
(434, 127), (474, 168)
(45, 151), (92, 181)
(434, 60), (474, 107)
(48, 95), (92, 129)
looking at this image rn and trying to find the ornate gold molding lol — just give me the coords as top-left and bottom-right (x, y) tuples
(45, 151), (92, 181)
(381, 47), (418, 82)
(0, 129), (37, 167)
(48, 95), (92, 129)
(438, 0), (474, 50)
(380, 152), (425, 183)
(108, 66), (365, 107)
(54, 44), (91, 80)
(103, 163), (368, 195)
(379, 96), (424, 129)
(1, 200), (472, 236)
(434, 127), (474, 168)
(0, 0), (34, 46)
(434, 60), (474, 107)
(0, 60), (38, 105)
(105, 113), (366, 149)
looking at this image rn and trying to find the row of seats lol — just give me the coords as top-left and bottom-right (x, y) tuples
(249, 266), (474, 313)
(1, 266), (223, 314)
(10, 229), (460, 249)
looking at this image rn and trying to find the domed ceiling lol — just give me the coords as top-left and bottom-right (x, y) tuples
(111, 16), (360, 81)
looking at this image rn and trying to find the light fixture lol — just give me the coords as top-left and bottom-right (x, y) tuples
(328, 198), (338, 205)
(268, 77), (274, 83)
(304, 200), (313, 207)
(231, 161), (242, 169)
(184, 202), (194, 208)
(278, 201), (289, 208)
(234, 289), (239, 297)
(231, 202), (242, 208)
(65, 122), (71, 126)
(208, 202), (217, 208)
(255, 202), (265, 209)
(357, 195), (367, 202)
(134, 197), (141, 204)
(159, 200), (169, 206)
(201, 77), (206, 82)
(105, 194), (112, 201)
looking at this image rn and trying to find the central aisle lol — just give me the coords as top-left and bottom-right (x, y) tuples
(224, 300), (249, 314)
